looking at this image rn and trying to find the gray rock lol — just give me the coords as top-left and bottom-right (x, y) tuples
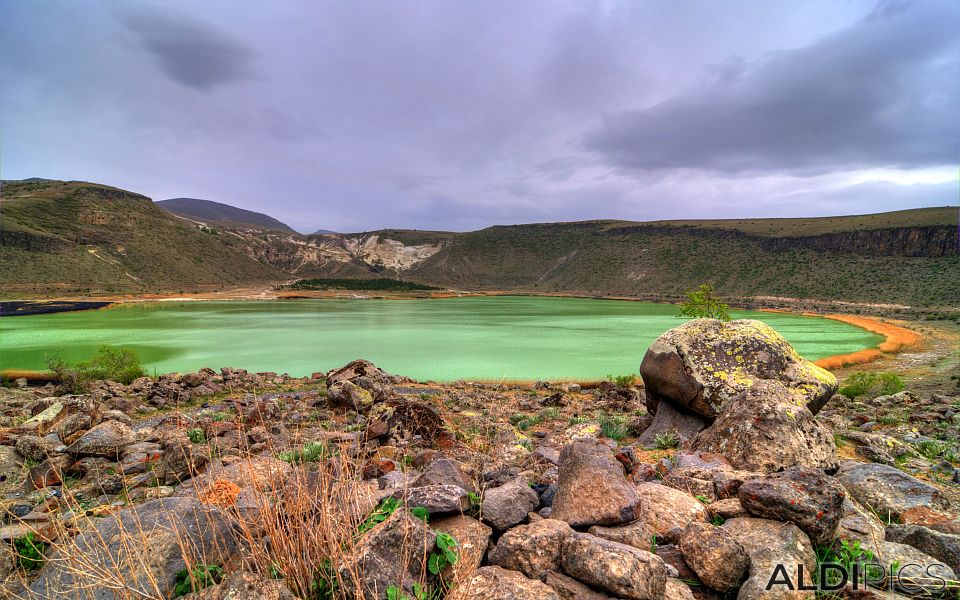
(482, 476), (539, 531)
(446, 566), (560, 600)
(885, 524), (960, 575)
(550, 439), (639, 527)
(636, 401), (707, 448)
(738, 467), (846, 546)
(589, 482), (707, 547)
(834, 462), (946, 521)
(488, 518), (573, 579)
(29, 497), (239, 600)
(560, 532), (667, 600)
(412, 457), (476, 493)
(690, 380), (839, 473)
(876, 541), (956, 595)
(679, 522), (749, 592)
(340, 508), (436, 599)
(639, 319), (836, 419)
(66, 420), (135, 458)
(393, 484), (471, 515)
(722, 517), (816, 600)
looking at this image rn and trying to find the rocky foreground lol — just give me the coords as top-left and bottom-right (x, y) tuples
(0, 319), (958, 599)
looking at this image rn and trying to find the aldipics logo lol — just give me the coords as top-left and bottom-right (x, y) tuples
(765, 561), (958, 596)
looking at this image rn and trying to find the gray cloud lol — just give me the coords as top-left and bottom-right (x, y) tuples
(117, 5), (256, 90)
(585, 2), (960, 175)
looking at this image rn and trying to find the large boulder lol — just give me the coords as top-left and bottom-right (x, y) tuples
(738, 467), (846, 546)
(413, 457), (476, 493)
(560, 532), (667, 600)
(834, 462), (947, 522)
(446, 566), (560, 600)
(876, 541), (957, 595)
(30, 497), (239, 600)
(640, 319), (837, 419)
(722, 517), (816, 600)
(432, 515), (492, 586)
(550, 440), (640, 528)
(689, 380), (839, 473)
(488, 518), (573, 580)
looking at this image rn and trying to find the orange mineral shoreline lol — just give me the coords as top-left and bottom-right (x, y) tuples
(760, 310), (922, 370)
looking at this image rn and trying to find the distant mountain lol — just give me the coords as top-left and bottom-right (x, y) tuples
(3, 178), (957, 307)
(1, 180), (284, 295)
(311, 229), (337, 235)
(157, 198), (297, 233)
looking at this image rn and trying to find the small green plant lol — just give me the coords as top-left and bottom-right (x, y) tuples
(679, 284), (731, 321)
(173, 564), (224, 597)
(13, 532), (48, 571)
(187, 428), (206, 444)
(47, 345), (146, 392)
(710, 515), (725, 526)
(278, 440), (330, 465)
(607, 374), (637, 388)
(876, 410), (908, 426)
(356, 497), (402, 537)
(695, 494), (710, 505)
(428, 531), (460, 576)
(654, 431), (680, 450)
(411, 506), (430, 522)
(509, 412), (540, 431)
(839, 372), (904, 399)
(538, 407), (560, 420)
(598, 414), (628, 441)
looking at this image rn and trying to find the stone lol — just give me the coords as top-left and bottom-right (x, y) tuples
(834, 462), (946, 522)
(482, 476), (539, 531)
(412, 457), (476, 493)
(664, 579), (697, 600)
(690, 380), (839, 473)
(446, 566), (560, 600)
(885, 524), (960, 574)
(679, 522), (750, 592)
(560, 532), (667, 600)
(544, 571), (609, 600)
(738, 467), (846, 546)
(15, 435), (55, 462)
(29, 497), (239, 600)
(876, 541), (956, 595)
(836, 497), (885, 550)
(65, 420), (135, 458)
(488, 518), (573, 579)
(589, 482), (707, 547)
(0, 446), (23, 494)
(328, 380), (375, 412)
(639, 319), (837, 419)
(340, 508), (436, 599)
(550, 440), (640, 527)
(432, 515), (491, 586)
(636, 402), (708, 448)
(393, 484), (471, 515)
(722, 517), (816, 600)
(188, 570), (296, 600)
(706, 498), (746, 520)
(176, 456), (291, 497)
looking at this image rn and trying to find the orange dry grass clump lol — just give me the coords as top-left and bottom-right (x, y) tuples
(198, 479), (242, 508)
(813, 314), (921, 370)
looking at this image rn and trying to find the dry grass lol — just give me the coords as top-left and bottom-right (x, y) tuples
(5, 423), (442, 600)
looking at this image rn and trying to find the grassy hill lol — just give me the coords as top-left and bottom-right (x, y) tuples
(1, 180), (284, 296)
(156, 197), (297, 233)
(2, 179), (956, 308)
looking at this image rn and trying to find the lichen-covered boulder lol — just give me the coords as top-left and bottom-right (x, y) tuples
(640, 319), (837, 419)
(689, 380), (839, 473)
(834, 462), (948, 522)
(722, 517), (816, 600)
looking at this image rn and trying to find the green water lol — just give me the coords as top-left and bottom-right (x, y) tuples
(0, 297), (882, 381)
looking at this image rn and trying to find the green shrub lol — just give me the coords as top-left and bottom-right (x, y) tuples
(678, 284), (731, 321)
(278, 441), (330, 465)
(13, 532), (48, 571)
(598, 414), (627, 441)
(654, 431), (680, 449)
(607, 374), (637, 388)
(173, 564), (223, 597)
(47, 345), (146, 392)
(839, 372), (904, 399)
(187, 428), (207, 444)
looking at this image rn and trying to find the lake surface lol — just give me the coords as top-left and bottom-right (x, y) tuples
(0, 297), (882, 381)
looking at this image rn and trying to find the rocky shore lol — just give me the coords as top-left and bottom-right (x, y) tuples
(0, 319), (957, 599)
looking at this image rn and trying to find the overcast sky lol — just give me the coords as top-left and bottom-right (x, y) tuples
(1, 1), (957, 233)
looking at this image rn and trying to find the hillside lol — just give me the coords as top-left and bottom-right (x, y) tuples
(0, 180), (284, 296)
(156, 197), (297, 233)
(2, 179), (957, 307)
